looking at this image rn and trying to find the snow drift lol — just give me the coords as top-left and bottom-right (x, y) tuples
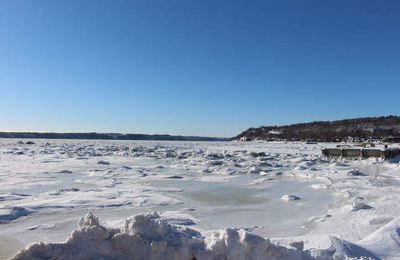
(12, 212), (312, 260)
(13, 212), (400, 260)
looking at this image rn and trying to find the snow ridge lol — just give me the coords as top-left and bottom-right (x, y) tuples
(12, 213), (313, 260)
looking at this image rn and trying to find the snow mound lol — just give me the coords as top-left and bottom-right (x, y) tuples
(205, 228), (310, 260)
(12, 213), (313, 260)
(10, 213), (400, 259)
(358, 216), (400, 259)
(313, 236), (377, 259)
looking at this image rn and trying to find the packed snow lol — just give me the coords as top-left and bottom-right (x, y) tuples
(0, 139), (400, 259)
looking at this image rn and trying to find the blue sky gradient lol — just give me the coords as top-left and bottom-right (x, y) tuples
(1, 0), (399, 137)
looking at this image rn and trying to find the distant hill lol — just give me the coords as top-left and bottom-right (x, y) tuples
(0, 132), (227, 142)
(234, 116), (400, 142)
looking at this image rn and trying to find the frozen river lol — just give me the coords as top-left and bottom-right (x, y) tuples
(1, 139), (400, 259)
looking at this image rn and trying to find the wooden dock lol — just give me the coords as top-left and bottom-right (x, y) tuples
(322, 147), (400, 159)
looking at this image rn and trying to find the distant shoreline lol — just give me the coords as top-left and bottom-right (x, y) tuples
(0, 132), (228, 142)
(234, 115), (400, 142)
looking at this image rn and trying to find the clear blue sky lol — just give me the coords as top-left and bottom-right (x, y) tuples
(1, 0), (399, 137)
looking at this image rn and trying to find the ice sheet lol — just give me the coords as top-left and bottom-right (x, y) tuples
(1, 139), (400, 259)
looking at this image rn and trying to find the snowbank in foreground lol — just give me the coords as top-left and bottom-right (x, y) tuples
(12, 212), (400, 260)
(12, 213), (311, 260)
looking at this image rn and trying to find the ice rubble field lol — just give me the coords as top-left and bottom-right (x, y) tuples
(1, 140), (400, 259)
